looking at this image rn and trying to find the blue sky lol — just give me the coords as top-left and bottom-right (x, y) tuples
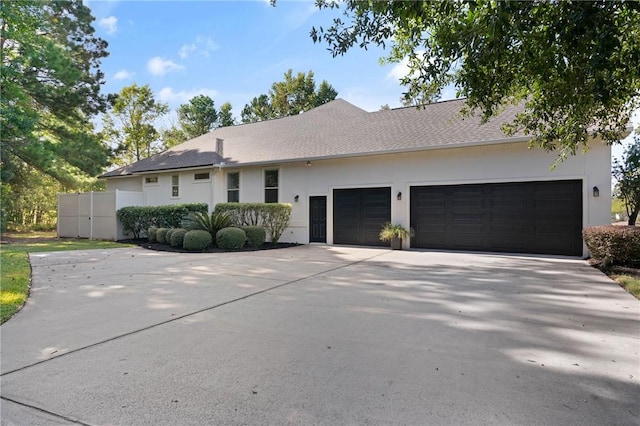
(87, 0), (634, 161)
(87, 0), (428, 118)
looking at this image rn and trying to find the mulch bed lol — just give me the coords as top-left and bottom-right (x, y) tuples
(126, 239), (300, 253)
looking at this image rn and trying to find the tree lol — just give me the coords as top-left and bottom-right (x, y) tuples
(161, 125), (188, 149)
(102, 84), (168, 165)
(613, 134), (640, 225)
(218, 102), (235, 127)
(0, 0), (111, 187)
(311, 1), (640, 158)
(241, 70), (338, 123)
(178, 95), (218, 139)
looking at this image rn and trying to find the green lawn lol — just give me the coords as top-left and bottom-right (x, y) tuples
(608, 273), (640, 299)
(1, 232), (133, 324)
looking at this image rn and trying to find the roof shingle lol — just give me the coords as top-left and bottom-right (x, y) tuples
(101, 98), (525, 178)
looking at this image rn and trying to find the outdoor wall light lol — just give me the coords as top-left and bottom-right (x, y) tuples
(397, 191), (402, 201)
(593, 186), (600, 198)
(294, 195), (300, 202)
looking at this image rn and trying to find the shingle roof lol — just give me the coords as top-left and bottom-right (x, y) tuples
(100, 98), (525, 178)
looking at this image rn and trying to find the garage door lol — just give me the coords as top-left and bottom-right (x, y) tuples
(410, 180), (583, 256)
(334, 187), (391, 246)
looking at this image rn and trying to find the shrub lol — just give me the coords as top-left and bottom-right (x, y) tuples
(181, 211), (232, 243)
(583, 226), (640, 266)
(170, 228), (188, 248)
(216, 227), (246, 250)
(243, 226), (266, 247)
(165, 228), (176, 242)
(214, 203), (292, 243)
(156, 228), (170, 244)
(147, 226), (158, 243)
(117, 203), (208, 239)
(183, 230), (213, 251)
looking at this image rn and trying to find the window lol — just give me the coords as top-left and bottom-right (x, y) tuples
(194, 172), (210, 181)
(227, 172), (239, 202)
(171, 175), (179, 197)
(264, 169), (278, 203)
(144, 176), (158, 184)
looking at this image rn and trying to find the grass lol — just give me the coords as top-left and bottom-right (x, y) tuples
(1, 232), (133, 324)
(607, 273), (640, 299)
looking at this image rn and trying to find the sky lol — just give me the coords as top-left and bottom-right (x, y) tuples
(86, 0), (634, 161)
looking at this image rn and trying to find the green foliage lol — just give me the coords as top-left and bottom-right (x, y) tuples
(241, 70), (338, 123)
(156, 228), (169, 244)
(311, 1), (640, 157)
(178, 95), (218, 139)
(214, 203), (292, 243)
(613, 135), (640, 225)
(102, 84), (169, 166)
(116, 203), (208, 239)
(181, 211), (232, 242)
(583, 226), (640, 267)
(1, 0), (111, 187)
(170, 228), (188, 248)
(242, 226), (267, 248)
(216, 227), (247, 250)
(165, 228), (176, 242)
(183, 230), (213, 251)
(147, 226), (158, 243)
(379, 223), (414, 242)
(218, 102), (235, 127)
(161, 125), (188, 149)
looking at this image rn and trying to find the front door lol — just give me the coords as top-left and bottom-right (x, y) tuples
(309, 196), (327, 243)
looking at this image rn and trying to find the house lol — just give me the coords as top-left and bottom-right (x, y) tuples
(100, 98), (612, 257)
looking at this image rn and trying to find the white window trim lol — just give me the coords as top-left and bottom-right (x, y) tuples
(193, 172), (211, 183)
(263, 167), (280, 203)
(171, 175), (180, 198)
(143, 176), (159, 186)
(227, 170), (240, 202)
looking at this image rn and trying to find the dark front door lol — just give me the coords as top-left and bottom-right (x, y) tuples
(309, 196), (327, 243)
(410, 180), (583, 256)
(334, 187), (391, 246)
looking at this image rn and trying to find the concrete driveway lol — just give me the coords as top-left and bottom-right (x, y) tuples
(1, 245), (638, 425)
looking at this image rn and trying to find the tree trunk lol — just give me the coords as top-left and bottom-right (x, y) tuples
(629, 209), (638, 226)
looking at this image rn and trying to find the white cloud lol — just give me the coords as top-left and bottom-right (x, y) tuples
(179, 44), (196, 59)
(157, 87), (218, 105)
(147, 57), (184, 76)
(98, 16), (118, 34)
(113, 69), (134, 80)
(179, 36), (218, 59)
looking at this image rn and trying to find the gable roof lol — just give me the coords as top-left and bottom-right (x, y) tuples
(101, 98), (526, 178)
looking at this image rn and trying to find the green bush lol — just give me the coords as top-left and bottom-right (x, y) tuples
(181, 211), (232, 243)
(156, 228), (170, 244)
(183, 230), (213, 251)
(165, 228), (176, 242)
(216, 227), (246, 250)
(116, 203), (208, 239)
(583, 226), (640, 266)
(214, 203), (292, 243)
(170, 228), (188, 248)
(147, 226), (158, 243)
(242, 226), (266, 247)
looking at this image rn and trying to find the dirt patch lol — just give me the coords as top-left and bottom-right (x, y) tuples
(0, 232), (59, 245)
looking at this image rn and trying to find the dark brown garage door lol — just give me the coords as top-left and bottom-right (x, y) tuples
(334, 187), (391, 246)
(410, 180), (583, 256)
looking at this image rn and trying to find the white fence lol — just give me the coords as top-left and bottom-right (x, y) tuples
(57, 190), (144, 240)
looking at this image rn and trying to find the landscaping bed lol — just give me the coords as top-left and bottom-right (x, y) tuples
(128, 239), (299, 253)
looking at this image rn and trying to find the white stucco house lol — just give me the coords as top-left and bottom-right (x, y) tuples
(99, 98), (612, 257)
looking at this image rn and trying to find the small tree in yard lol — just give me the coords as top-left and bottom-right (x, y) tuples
(613, 134), (640, 225)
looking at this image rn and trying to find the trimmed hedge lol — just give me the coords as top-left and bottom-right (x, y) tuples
(214, 203), (292, 243)
(170, 228), (188, 248)
(216, 227), (246, 250)
(242, 226), (266, 247)
(156, 228), (170, 244)
(117, 203), (208, 239)
(181, 211), (232, 243)
(583, 226), (640, 266)
(183, 230), (213, 251)
(165, 228), (176, 242)
(147, 226), (158, 243)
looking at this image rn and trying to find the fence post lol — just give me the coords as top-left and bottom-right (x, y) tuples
(90, 191), (94, 240)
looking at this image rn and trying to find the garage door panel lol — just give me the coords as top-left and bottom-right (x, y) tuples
(334, 187), (391, 246)
(411, 180), (582, 256)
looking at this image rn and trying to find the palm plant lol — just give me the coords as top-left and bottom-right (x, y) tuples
(182, 211), (232, 241)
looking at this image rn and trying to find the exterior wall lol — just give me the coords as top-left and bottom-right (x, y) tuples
(210, 141), (610, 256)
